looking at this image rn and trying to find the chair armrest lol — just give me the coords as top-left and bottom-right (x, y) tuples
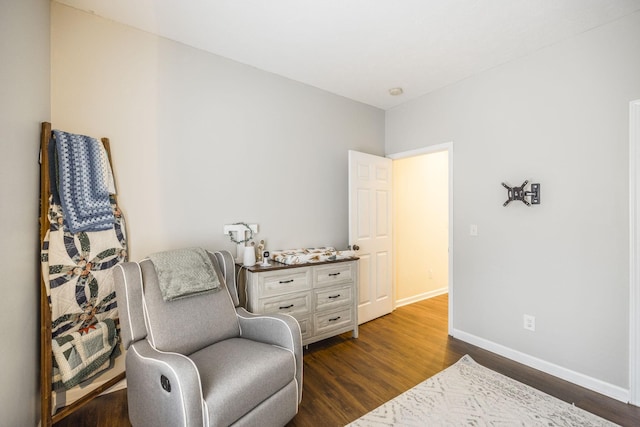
(126, 340), (204, 427)
(236, 307), (302, 350)
(236, 307), (303, 402)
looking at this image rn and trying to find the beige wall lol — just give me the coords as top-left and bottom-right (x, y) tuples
(51, 3), (385, 261)
(386, 10), (640, 397)
(0, 0), (50, 424)
(393, 151), (448, 305)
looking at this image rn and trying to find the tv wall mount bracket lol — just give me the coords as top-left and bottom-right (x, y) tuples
(502, 181), (540, 207)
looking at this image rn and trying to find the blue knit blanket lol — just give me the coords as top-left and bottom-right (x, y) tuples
(51, 130), (114, 233)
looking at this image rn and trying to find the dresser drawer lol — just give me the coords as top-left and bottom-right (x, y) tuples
(315, 285), (353, 312)
(315, 307), (354, 335)
(257, 268), (312, 296)
(257, 291), (311, 317)
(313, 263), (355, 288)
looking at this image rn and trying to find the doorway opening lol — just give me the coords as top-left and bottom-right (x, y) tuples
(388, 142), (453, 335)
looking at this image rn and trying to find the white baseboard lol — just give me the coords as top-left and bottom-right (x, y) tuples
(395, 287), (448, 308)
(452, 329), (630, 403)
(101, 378), (127, 395)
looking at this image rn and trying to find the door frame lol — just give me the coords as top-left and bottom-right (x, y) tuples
(387, 142), (454, 335)
(630, 99), (640, 405)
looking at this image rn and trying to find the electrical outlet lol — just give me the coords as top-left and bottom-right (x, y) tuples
(523, 314), (535, 331)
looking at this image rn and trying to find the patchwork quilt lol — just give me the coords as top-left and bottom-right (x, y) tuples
(42, 196), (127, 388)
(52, 319), (118, 389)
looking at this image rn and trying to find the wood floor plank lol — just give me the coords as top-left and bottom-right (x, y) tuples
(53, 294), (640, 427)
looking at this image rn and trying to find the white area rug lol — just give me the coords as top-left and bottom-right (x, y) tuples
(346, 355), (618, 426)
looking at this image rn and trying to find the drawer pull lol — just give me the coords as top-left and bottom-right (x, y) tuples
(328, 272), (341, 277)
(279, 304), (294, 310)
(328, 316), (341, 322)
(328, 294), (341, 299)
(279, 279), (294, 284)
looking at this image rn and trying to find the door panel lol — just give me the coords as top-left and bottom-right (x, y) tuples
(349, 150), (393, 324)
(376, 190), (389, 236)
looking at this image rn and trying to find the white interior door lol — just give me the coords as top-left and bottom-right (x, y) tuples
(348, 150), (393, 324)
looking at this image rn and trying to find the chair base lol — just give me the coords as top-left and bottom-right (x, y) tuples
(230, 380), (299, 427)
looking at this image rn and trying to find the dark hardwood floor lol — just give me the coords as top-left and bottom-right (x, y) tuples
(54, 294), (640, 426)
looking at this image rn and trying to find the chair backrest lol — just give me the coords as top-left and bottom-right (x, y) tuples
(115, 250), (241, 355)
(212, 250), (240, 307)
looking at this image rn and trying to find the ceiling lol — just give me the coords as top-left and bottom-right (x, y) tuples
(55, 0), (640, 110)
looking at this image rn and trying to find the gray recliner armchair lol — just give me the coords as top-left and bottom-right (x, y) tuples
(113, 249), (302, 427)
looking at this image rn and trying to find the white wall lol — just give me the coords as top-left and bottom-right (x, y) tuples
(393, 152), (448, 305)
(51, 3), (385, 261)
(387, 11), (640, 396)
(0, 0), (50, 425)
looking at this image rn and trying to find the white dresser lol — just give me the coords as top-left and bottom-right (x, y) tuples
(242, 259), (358, 346)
